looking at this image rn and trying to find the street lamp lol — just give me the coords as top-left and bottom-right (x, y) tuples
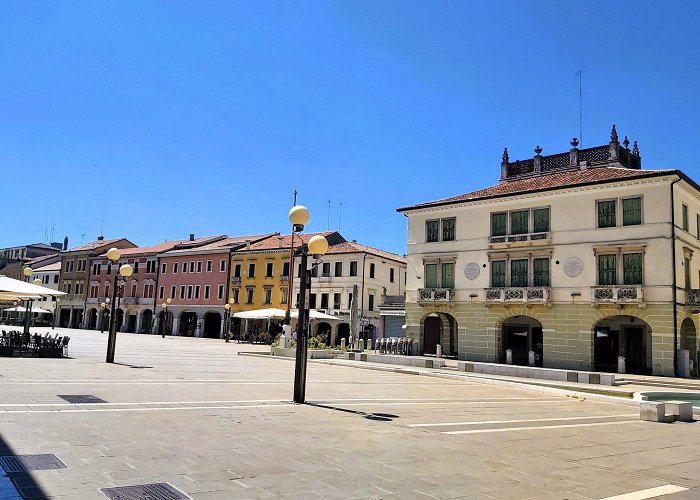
(223, 298), (234, 342)
(105, 248), (133, 363)
(100, 299), (110, 333)
(161, 298), (172, 338)
(288, 205), (329, 404)
(22, 267), (33, 336)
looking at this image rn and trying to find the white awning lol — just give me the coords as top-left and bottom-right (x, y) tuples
(0, 276), (66, 300)
(232, 308), (287, 320)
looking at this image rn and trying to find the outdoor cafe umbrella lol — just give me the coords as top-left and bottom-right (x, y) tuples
(2, 305), (30, 312)
(0, 276), (66, 300)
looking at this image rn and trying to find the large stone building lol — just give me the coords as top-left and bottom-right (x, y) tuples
(398, 126), (700, 377)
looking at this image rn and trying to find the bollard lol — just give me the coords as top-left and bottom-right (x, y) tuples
(528, 350), (535, 367)
(367, 339), (373, 351)
(506, 349), (513, 365)
(677, 349), (690, 378)
(340, 337), (346, 350)
(618, 356), (626, 374)
(436, 344), (442, 358)
(359, 339), (364, 352)
(279, 334), (287, 349)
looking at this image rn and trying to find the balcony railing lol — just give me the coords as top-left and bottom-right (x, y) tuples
(489, 232), (550, 244)
(485, 287), (551, 304)
(232, 277), (241, 283)
(418, 288), (455, 302)
(591, 285), (644, 304)
(686, 289), (700, 307)
(280, 275), (289, 282)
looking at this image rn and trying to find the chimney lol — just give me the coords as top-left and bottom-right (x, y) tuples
(63, 237), (68, 250)
(278, 236), (284, 249)
(97, 235), (104, 241)
(245, 239), (251, 250)
(189, 233), (195, 241)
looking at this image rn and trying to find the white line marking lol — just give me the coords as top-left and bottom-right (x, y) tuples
(0, 399), (288, 407)
(599, 484), (688, 500)
(0, 403), (296, 414)
(443, 420), (639, 435)
(409, 414), (638, 427)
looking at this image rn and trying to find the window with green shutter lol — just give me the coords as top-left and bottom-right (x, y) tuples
(511, 211), (529, 235)
(598, 200), (616, 228)
(533, 258), (550, 287)
(623, 253), (643, 285)
(442, 218), (455, 241)
(426, 220), (439, 242)
(510, 259), (528, 287)
(598, 255), (617, 285)
(683, 204), (689, 231)
(441, 263), (455, 289)
(622, 198), (642, 226)
(684, 257), (691, 290)
(491, 261), (506, 287)
(533, 208), (550, 233)
(491, 213), (507, 237)
(425, 264), (438, 288)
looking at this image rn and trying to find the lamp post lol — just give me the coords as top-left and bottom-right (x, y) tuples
(288, 205), (329, 404)
(105, 248), (134, 363)
(100, 299), (110, 333)
(223, 298), (234, 342)
(161, 298), (172, 338)
(52, 297), (60, 329)
(22, 267), (33, 335)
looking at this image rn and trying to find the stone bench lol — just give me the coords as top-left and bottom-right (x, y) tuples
(457, 361), (615, 385)
(344, 352), (445, 368)
(640, 401), (693, 423)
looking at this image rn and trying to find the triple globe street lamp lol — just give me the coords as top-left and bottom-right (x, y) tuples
(160, 298), (172, 338)
(287, 205), (328, 404)
(223, 298), (234, 342)
(105, 248), (133, 363)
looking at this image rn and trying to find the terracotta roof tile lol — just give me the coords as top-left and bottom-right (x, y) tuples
(397, 167), (676, 212)
(244, 232), (341, 252)
(163, 234), (276, 255)
(325, 241), (406, 263)
(63, 238), (133, 253)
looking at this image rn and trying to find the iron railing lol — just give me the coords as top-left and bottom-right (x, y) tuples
(484, 287), (551, 303)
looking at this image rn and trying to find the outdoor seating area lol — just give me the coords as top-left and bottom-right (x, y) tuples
(0, 330), (69, 358)
(376, 336), (415, 355)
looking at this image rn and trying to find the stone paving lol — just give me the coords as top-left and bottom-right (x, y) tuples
(0, 326), (699, 499)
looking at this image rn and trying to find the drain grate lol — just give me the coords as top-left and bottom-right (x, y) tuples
(58, 394), (107, 404)
(0, 454), (67, 473)
(100, 483), (190, 500)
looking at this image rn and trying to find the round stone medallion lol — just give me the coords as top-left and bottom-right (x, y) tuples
(464, 262), (480, 280)
(563, 257), (584, 278)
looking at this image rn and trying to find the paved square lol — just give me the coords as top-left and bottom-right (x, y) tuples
(1, 327), (699, 499)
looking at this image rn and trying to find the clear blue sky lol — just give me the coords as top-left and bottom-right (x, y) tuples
(1, 1), (699, 255)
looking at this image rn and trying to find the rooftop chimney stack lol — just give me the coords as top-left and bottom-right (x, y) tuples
(189, 233), (195, 241)
(63, 237), (68, 250)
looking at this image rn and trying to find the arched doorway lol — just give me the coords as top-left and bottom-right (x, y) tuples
(101, 309), (110, 332)
(203, 312), (222, 339)
(86, 308), (97, 330)
(141, 309), (153, 334)
(422, 313), (457, 356)
(500, 316), (543, 366)
(158, 311), (171, 335)
(179, 312), (197, 337)
(125, 312), (137, 333)
(680, 318), (697, 376)
(336, 323), (350, 346)
(594, 315), (652, 374)
(316, 322), (332, 345)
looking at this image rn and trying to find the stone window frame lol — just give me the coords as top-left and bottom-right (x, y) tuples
(487, 249), (552, 288)
(593, 244), (646, 286)
(490, 206), (550, 237)
(596, 195), (644, 229)
(422, 255), (457, 289)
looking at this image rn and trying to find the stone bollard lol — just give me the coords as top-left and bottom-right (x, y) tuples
(618, 356), (626, 374)
(506, 349), (513, 365)
(436, 344), (442, 358)
(677, 349), (690, 378)
(279, 334), (287, 349)
(340, 338), (346, 350)
(359, 339), (364, 352)
(528, 350), (535, 367)
(367, 339), (373, 351)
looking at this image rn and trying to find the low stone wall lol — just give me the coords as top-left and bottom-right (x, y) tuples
(270, 347), (334, 359)
(343, 352), (445, 369)
(457, 361), (615, 385)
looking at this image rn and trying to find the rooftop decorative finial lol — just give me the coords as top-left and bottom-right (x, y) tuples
(502, 147), (509, 164)
(570, 137), (579, 148)
(632, 141), (640, 156)
(623, 136), (630, 149)
(534, 145), (543, 155)
(610, 124), (619, 142)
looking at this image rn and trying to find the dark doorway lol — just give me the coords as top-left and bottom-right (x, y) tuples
(87, 309), (97, 330)
(203, 312), (222, 339)
(179, 312), (197, 336)
(115, 310), (124, 332)
(317, 322), (332, 345)
(60, 309), (70, 328)
(423, 316), (441, 355)
(594, 328), (619, 372)
(337, 323), (350, 346)
(142, 310), (153, 334)
(625, 327), (647, 374)
(503, 325), (528, 365)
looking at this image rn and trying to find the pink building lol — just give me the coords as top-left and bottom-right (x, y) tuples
(157, 233), (274, 338)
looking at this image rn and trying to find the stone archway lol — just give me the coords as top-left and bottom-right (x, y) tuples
(141, 309), (153, 334)
(86, 308), (98, 330)
(336, 323), (350, 346)
(316, 322), (332, 345)
(179, 311), (197, 337)
(421, 313), (457, 356)
(499, 315), (543, 366)
(594, 315), (652, 375)
(680, 317), (697, 377)
(203, 312), (222, 339)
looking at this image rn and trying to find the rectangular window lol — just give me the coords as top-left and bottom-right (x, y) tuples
(187, 285), (193, 299)
(533, 258), (550, 287)
(133, 262), (139, 274)
(333, 293), (341, 309)
(511, 210), (529, 235)
(311, 264), (318, 278)
(425, 263), (438, 288)
(264, 288), (272, 304)
(161, 262), (167, 274)
(441, 263), (454, 289)
(233, 288), (239, 303)
(533, 208), (550, 233)
(350, 261), (358, 276)
(368, 294), (375, 311)
(683, 204), (689, 231)
(322, 262), (330, 277)
(622, 197), (642, 226)
(218, 285), (225, 300)
(282, 262), (290, 277)
(369, 263), (375, 279)
(334, 262), (342, 277)
(173, 262), (178, 274)
(204, 285), (210, 299)
(426, 220), (439, 242)
(598, 255), (617, 285)
(54, 275), (58, 284)
(182, 262), (188, 273)
(248, 263), (256, 278)
(390, 268), (395, 283)
(321, 293), (329, 309)
(510, 259), (528, 287)
(131, 282), (137, 297)
(234, 264), (241, 278)
(266, 262), (273, 277)
(189, 261), (195, 273)
(180, 285), (186, 299)
(442, 218), (455, 241)
(598, 200), (616, 228)
(697, 214), (700, 239)
(280, 288), (288, 304)
(623, 253), (643, 285)
(348, 293), (353, 308)
(686, 258), (692, 291)
(309, 293), (317, 309)
(246, 288), (254, 304)
(171, 285), (176, 299)
(207, 260), (213, 272)
(197, 261), (202, 273)
(194, 285), (200, 300)
(220, 260), (226, 272)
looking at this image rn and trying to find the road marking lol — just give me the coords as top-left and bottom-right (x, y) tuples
(443, 420), (639, 435)
(0, 403), (296, 414)
(409, 414), (638, 427)
(600, 484), (688, 500)
(0, 399), (289, 407)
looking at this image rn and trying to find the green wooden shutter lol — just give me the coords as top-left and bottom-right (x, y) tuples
(598, 201), (616, 228)
(426, 221), (439, 242)
(491, 213), (507, 236)
(511, 211), (529, 235)
(442, 218), (455, 241)
(623, 253), (643, 285)
(598, 255), (617, 285)
(510, 259), (528, 287)
(533, 258), (550, 287)
(425, 264), (438, 288)
(491, 261), (505, 287)
(441, 263), (455, 288)
(533, 208), (550, 233)
(622, 198), (641, 226)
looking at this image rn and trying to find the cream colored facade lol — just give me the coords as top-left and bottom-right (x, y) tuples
(400, 134), (700, 377)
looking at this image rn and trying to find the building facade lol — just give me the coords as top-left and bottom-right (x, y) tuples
(398, 127), (700, 377)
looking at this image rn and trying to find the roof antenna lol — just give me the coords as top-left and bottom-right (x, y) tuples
(293, 189), (297, 206)
(338, 203), (343, 233)
(327, 200), (331, 231)
(575, 69), (583, 147)
(81, 233), (85, 244)
(100, 219), (104, 237)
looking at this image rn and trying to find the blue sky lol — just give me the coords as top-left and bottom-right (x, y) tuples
(1, 1), (699, 255)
